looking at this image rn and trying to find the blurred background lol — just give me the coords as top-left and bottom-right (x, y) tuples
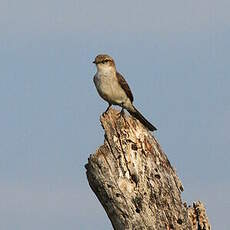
(0, 0), (229, 229)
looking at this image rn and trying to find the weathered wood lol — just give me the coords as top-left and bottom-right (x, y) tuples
(188, 201), (211, 230)
(85, 108), (210, 230)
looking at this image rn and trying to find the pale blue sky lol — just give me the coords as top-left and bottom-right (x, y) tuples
(0, 0), (230, 229)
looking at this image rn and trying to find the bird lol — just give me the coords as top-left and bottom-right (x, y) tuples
(93, 54), (157, 132)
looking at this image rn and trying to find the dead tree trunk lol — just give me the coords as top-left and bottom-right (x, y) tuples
(85, 109), (210, 230)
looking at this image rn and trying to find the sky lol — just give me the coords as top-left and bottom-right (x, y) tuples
(0, 0), (230, 229)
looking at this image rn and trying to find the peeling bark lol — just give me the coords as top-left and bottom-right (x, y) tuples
(85, 109), (210, 230)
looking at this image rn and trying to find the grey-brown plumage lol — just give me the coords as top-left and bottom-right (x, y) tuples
(93, 54), (157, 131)
(116, 72), (134, 102)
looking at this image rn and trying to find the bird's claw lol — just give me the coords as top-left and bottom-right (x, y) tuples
(117, 108), (125, 119)
(102, 104), (112, 116)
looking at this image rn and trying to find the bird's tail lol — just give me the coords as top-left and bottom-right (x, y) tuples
(128, 106), (157, 132)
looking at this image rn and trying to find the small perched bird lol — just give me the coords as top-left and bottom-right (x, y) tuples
(93, 54), (157, 131)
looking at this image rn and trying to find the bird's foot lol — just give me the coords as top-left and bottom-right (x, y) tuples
(117, 108), (126, 120)
(102, 104), (112, 116)
(120, 108), (125, 117)
(102, 111), (108, 117)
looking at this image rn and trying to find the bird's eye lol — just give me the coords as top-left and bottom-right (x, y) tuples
(101, 61), (105, 64)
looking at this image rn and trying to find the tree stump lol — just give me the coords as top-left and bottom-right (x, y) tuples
(85, 108), (210, 230)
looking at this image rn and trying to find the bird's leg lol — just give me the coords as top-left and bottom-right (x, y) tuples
(118, 103), (126, 119)
(103, 103), (112, 116)
(120, 108), (125, 116)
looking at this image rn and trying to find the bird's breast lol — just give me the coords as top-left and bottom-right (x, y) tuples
(94, 73), (127, 105)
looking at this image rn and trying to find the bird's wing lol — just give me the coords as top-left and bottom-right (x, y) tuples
(116, 72), (134, 102)
(93, 74), (97, 85)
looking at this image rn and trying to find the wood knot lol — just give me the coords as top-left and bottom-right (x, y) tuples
(132, 196), (143, 214)
(155, 174), (161, 179)
(131, 174), (139, 185)
(131, 143), (138, 151)
(177, 218), (183, 225)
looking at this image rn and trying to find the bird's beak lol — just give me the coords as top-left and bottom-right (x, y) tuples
(93, 60), (96, 64)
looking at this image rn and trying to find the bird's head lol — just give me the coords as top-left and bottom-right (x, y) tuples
(93, 54), (116, 73)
